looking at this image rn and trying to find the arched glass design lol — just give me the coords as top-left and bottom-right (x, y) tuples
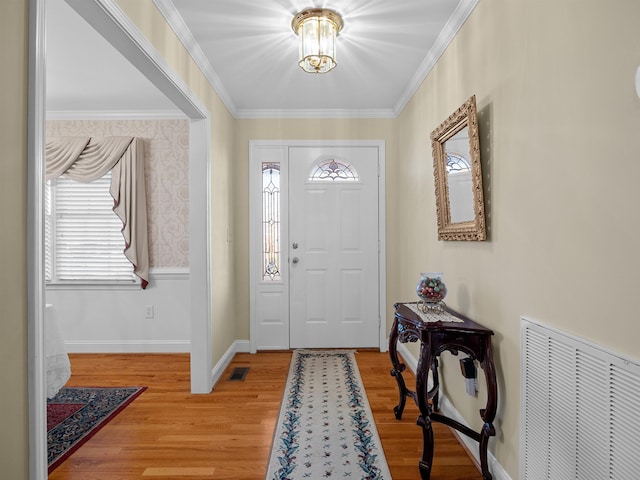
(262, 163), (281, 281)
(446, 153), (471, 173)
(309, 158), (359, 182)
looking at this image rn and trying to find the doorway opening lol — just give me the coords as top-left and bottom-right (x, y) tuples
(29, 1), (212, 478)
(248, 140), (387, 352)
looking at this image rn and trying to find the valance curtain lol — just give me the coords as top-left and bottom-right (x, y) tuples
(45, 136), (150, 288)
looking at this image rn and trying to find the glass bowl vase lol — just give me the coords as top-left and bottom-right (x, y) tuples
(416, 272), (447, 313)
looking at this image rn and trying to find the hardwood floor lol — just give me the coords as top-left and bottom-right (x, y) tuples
(49, 351), (481, 479)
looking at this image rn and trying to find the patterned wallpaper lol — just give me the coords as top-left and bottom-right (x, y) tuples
(46, 119), (190, 268)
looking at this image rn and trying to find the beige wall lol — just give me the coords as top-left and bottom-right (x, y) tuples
(0, 0), (29, 477)
(233, 119), (398, 339)
(396, 0), (640, 477)
(114, 0), (237, 363)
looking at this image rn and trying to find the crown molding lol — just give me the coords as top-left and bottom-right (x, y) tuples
(46, 110), (187, 120)
(393, 0), (480, 116)
(152, 0), (237, 117)
(235, 108), (397, 120)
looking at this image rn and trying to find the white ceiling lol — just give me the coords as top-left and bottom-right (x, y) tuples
(45, 0), (478, 119)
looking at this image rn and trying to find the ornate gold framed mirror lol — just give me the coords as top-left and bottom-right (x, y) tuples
(430, 95), (486, 241)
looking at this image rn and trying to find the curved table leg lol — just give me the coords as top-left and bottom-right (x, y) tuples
(416, 340), (435, 479)
(479, 423), (495, 480)
(478, 341), (498, 480)
(389, 317), (408, 419)
(417, 415), (434, 480)
(429, 357), (440, 412)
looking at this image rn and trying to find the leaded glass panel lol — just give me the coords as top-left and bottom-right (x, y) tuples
(262, 163), (281, 281)
(309, 158), (359, 182)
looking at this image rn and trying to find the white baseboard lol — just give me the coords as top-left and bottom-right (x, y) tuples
(211, 340), (252, 388)
(438, 396), (511, 480)
(64, 340), (190, 353)
(66, 339), (252, 388)
(394, 342), (511, 480)
(233, 340), (252, 353)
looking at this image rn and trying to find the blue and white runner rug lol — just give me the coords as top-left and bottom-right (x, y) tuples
(266, 350), (392, 479)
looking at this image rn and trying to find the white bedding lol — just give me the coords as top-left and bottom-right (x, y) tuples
(45, 304), (71, 399)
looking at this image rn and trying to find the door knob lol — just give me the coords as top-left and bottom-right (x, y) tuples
(292, 257), (299, 264)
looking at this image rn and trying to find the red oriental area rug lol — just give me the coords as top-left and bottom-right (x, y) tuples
(47, 386), (146, 472)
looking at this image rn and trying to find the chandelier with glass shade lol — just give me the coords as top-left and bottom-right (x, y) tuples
(291, 8), (344, 74)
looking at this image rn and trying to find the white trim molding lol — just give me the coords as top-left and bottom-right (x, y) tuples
(64, 340), (190, 353)
(28, 0), (49, 478)
(46, 110), (186, 120)
(235, 108), (396, 120)
(149, 267), (189, 280)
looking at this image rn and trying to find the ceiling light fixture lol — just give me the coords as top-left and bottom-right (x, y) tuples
(291, 8), (343, 74)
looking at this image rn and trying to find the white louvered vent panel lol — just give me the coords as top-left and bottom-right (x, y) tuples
(610, 366), (640, 478)
(521, 318), (640, 480)
(522, 329), (550, 479)
(576, 351), (610, 480)
(547, 340), (576, 479)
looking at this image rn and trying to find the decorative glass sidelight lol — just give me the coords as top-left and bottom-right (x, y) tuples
(309, 158), (359, 182)
(262, 163), (281, 281)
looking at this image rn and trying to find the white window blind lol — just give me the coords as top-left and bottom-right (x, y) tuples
(45, 172), (135, 284)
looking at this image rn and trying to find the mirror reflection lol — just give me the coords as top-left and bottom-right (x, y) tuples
(445, 127), (474, 223)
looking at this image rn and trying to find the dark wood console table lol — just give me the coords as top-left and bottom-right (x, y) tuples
(389, 302), (497, 480)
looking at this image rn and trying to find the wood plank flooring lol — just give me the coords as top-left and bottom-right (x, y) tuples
(48, 351), (481, 479)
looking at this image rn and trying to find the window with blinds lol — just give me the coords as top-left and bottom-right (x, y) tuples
(45, 172), (135, 284)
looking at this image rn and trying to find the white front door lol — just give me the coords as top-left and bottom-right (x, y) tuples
(288, 146), (380, 348)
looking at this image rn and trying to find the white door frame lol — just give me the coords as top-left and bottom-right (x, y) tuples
(28, 1), (213, 478)
(249, 140), (387, 353)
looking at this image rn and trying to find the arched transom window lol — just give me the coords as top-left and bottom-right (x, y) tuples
(309, 158), (359, 182)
